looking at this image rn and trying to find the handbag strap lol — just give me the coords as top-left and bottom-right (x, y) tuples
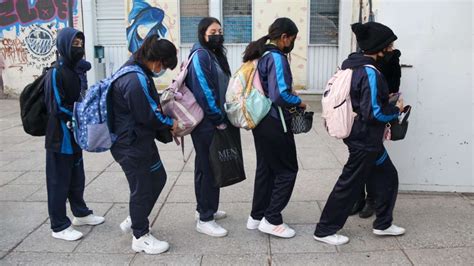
(400, 105), (411, 123)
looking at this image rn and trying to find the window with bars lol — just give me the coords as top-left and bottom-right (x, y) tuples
(223, 0), (252, 43)
(310, 0), (339, 45)
(180, 0), (209, 44)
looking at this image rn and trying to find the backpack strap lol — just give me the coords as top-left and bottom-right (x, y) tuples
(278, 106), (288, 133)
(111, 65), (145, 82)
(183, 49), (203, 70)
(175, 49), (205, 88)
(172, 136), (187, 162)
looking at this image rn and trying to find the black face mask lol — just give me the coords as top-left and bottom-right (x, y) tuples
(375, 50), (402, 72)
(282, 40), (295, 54)
(207, 35), (224, 50)
(377, 50), (395, 64)
(71, 47), (85, 63)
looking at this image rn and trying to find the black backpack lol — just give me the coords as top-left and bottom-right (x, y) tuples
(19, 66), (52, 136)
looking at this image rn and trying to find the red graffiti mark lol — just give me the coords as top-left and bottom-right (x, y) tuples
(1, 38), (28, 64)
(0, 0), (74, 28)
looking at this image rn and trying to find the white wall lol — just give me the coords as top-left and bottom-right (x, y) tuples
(373, 0), (473, 192)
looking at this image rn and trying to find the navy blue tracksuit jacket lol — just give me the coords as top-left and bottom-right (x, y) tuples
(185, 43), (226, 127)
(342, 52), (400, 152)
(257, 45), (302, 120)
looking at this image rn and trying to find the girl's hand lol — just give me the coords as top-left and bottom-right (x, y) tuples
(396, 99), (404, 113)
(171, 120), (179, 135)
(216, 123), (227, 130)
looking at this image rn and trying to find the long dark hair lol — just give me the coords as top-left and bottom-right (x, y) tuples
(243, 17), (298, 62)
(198, 17), (231, 76)
(134, 35), (178, 70)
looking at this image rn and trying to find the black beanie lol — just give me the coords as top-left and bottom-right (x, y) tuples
(351, 22), (397, 54)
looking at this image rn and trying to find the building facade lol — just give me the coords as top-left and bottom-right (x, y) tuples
(0, 0), (472, 192)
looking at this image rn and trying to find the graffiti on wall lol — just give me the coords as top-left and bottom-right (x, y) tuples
(25, 24), (55, 56)
(1, 24), (57, 71)
(0, 0), (74, 34)
(0, 0), (79, 93)
(127, 0), (168, 53)
(1, 37), (28, 64)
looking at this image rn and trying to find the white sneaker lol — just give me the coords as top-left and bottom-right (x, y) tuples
(120, 216), (151, 234)
(72, 214), (105, 226)
(257, 218), (295, 238)
(246, 216), (261, 230)
(120, 216), (132, 234)
(373, 224), (406, 236)
(313, 234), (349, 245)
(196, 220), (228, 237)
(194, 210), (227, 221)
(132, 233), (169, 254)
(52, 226), (83, 241)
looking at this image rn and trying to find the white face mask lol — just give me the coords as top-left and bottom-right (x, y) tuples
(151, 62), (166, 78)
(152, 68), (166, 78)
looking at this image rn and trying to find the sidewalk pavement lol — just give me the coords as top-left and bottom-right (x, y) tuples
(0, 99), (472, 265)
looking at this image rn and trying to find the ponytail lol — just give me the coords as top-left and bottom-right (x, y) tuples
(242, 35), (270, 62)
(243, 17), (298, 62)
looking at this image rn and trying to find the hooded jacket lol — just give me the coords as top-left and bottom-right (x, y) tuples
(44, 27), (84, 154)
(257, 45), (302, 120)
(341, 52), (400, 151)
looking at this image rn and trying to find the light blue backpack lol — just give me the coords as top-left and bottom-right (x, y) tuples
(72, 65), (145, 152)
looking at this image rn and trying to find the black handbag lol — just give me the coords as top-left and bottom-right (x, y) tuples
(390, 105), (411, 141)
(291, 110), (314, 134)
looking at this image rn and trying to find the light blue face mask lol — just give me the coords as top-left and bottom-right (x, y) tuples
(152, 68), (166, 78)
(152, 63), (166, 78)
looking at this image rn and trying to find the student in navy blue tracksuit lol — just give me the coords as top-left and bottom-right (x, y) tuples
(44, 27), (104, 241)
(242, 18), (307, 238)
(351, 49), (403, 219)
(109, 36), (178, 254)
(185, 17), (232, 238)
(314, 22), (405, 246)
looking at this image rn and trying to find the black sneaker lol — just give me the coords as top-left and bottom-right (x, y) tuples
(359, 201), (375, 218)
(350, 199), (365, 216)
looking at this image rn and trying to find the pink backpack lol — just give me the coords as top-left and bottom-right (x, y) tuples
(160, 51), (204, 137)
(321, 65), (377, 139)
